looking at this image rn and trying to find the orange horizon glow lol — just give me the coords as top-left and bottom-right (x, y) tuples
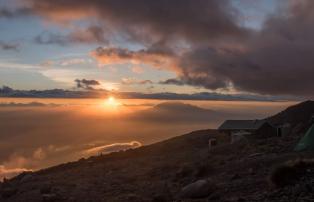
(104, 96), (121, 108)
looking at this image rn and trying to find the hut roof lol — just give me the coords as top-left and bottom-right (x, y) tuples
(218, 120), (267, 130)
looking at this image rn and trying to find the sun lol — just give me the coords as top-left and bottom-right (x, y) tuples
(104, 96), (121, 108)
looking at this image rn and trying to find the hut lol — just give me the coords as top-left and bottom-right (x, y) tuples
(218, 120), (277, 138)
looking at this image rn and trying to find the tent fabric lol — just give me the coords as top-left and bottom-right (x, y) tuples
(295, 124), (314, 152)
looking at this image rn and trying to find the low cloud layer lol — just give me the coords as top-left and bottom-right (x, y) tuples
(0, 86), (294, 101)
(83, 141), (142, 156)
(0, 166), (31, 180)
(0, 102), (59, 107)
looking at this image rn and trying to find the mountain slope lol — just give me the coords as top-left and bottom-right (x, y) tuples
(2, 101), (314, 201)
(267, 100), (314, 133)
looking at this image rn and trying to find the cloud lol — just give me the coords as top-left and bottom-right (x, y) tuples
(0, 85), (293, 101)
(14, 0), (314, 97)
(90, 46), (176, 70)
(0, 145), (72, 180)
(0, 166), (31, 180)
(83, 141), (142, 156)
(75, 79), (101, 90)
(121, 78), (153, 85)
(23, 0), (245, 43)
(0, 151), (40, 180)
(88, 0), (314, 96)
(59, 58), (91, 66)
(169, 0), (314, 96)
(34, 26), (109, 46)
(0, 41), (19, 51)
(159, 78), (185, 86)
(0, 102), (59, 107)
(140, 80), (153, 85)
(40, 58), (92, 67)
(0, 8), (31, 19)
(131, 66), (144, 74)
(32, 148), (47, 160)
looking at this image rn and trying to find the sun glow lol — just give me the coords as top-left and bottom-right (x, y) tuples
(104, 96), (121, 108)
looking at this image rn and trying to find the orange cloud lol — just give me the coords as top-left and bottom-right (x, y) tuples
(121, 78), (153, 85)
(90, 47), (178, 72)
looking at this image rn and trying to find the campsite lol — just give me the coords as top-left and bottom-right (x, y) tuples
(1, 101), (314, 201)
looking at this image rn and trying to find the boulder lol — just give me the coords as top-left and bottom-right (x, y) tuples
(178, 179), (214, 199)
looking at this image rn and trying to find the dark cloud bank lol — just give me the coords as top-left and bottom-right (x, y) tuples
(7, 0), (314, 97)
(0, 86), (293, 101)
(75, 79), (100, 90)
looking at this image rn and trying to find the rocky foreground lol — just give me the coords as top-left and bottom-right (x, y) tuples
(0, 128), (314, 202)
(2, 101), (314, 202)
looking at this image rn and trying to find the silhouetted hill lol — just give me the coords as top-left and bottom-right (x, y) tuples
(267, 100), (314, 133)
(129, 102), (230, 124)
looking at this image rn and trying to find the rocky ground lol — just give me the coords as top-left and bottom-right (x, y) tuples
(0, 128), (313, 202)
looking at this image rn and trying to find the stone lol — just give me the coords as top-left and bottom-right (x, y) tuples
(179, 179), (214, 199)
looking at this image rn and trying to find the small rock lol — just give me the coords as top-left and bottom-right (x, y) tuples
(42, 193), (58, 202)
(179, 179), (214, 199)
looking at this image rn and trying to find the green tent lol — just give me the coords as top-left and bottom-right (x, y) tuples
(295, 124), (314, 152)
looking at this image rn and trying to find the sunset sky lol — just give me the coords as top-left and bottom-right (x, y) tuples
(3, 0), (314, 180)
(2, 0), (309, 98)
